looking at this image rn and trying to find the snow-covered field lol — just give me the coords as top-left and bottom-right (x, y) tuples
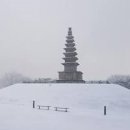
(0, 83), (130, 130)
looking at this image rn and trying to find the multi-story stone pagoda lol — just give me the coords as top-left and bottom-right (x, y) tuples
(57, 28), (85, 83)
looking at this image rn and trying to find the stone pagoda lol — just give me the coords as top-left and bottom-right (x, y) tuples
(57, 28), (85, 83)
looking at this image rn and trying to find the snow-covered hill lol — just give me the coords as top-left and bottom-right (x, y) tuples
(0, 83), (130, 130)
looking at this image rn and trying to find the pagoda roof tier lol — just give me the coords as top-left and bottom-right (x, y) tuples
(64, 47), (76, 52)
(63, 52), (77, 57)
(66, 39), (75, 43)
(63, 57), (78, 60)
(65, 43), (75, 47)
(63, 57), (78, 62)
(66, 35), (74, 39)
(64, 59), (78, 62)
(62, 62), (79, 66)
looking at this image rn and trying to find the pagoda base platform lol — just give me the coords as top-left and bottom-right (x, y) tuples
(56, 80), (85, 83)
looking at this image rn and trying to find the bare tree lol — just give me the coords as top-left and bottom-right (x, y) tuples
(108, 75), (130, 89)
(0, 72), (31, 88)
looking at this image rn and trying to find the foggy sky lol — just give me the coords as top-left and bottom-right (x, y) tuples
(0, 0), (130, 80)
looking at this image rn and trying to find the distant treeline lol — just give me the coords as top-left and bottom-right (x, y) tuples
(23, 78), (56, 83)
(24, 79), (110, 84)
(0, 72), (130, 89)
(107, 75), (130, 89)
(86, 80), (110, 84)
(86, 75), (130, 89)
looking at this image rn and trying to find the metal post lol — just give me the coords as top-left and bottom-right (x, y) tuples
(104, 106), (106, 115)
(33, 100), (35, 108)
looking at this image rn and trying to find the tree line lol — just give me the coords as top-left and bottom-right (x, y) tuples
(0, 72), (130, 89)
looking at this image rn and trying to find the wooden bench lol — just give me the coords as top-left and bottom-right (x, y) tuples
(37, 105), (51, 110)
(54, 107), (69, 112)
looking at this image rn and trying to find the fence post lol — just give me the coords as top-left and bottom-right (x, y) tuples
(104, 106), (106, 115)
(33, 100), (35, 108)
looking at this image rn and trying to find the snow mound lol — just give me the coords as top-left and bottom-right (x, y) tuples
(0, 83), (130, 130)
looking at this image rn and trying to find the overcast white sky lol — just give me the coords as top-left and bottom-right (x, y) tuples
(0, 0), (130, 80)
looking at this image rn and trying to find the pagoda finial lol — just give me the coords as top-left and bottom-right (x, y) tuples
(69, 27), (72, 30)
(68, 27), (72, 35)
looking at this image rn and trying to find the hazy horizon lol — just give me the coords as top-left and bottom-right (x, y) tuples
(0, 0), (130, 80)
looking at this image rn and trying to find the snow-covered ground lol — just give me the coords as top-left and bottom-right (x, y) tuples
(0, 83), (130, 130)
